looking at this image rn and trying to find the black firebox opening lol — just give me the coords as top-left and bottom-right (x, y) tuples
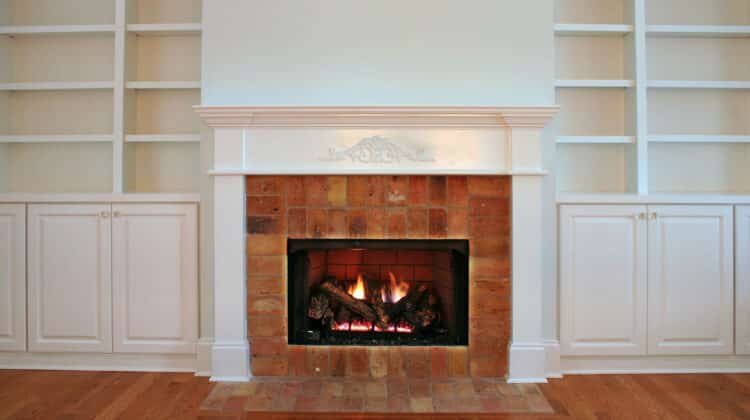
(288, 239), (469, 346)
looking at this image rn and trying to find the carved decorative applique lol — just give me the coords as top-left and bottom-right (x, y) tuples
(322, 136), (434, 164)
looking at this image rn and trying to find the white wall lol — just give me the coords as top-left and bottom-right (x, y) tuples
(200, 0), (557, 345)
(203, 0), (554, 106)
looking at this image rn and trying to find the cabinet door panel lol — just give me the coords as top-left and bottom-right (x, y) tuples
(28, 204), (112, 353)
(0, 205), (26, 351)
(560, 205), (648, 356)
(112, 204), (198, 354)
(737, 206), (750, 355)
(648, 205), (733, 355)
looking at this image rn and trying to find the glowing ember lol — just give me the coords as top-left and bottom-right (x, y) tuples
(373, 324), (396, 333)
(396, 321), (414, 334)
(331, 321), (350, 331)
(350, 320), (372, 332)
(347, 273), (367, 300)
(381, 272), (410, 303)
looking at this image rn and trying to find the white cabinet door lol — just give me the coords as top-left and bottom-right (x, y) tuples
(737, 206), (750, 355)
(28, 204), (112, 353)
(648, 205), (734, 355)
(560, 205), (648, 356)
(112, 204), (198, 354)
(0, 205), (26, 351)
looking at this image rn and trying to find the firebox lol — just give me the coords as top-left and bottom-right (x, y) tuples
(288, 239), (469, 346)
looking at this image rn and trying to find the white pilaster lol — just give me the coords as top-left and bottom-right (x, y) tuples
(506, 125), (549, 383)
(210, 128), (250, 382)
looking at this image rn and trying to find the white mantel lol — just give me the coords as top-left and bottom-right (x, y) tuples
(195, 106), (559, 383)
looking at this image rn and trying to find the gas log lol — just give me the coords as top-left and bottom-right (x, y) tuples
(310, 278), (440, 332)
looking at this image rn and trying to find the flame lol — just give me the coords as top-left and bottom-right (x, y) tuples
(347, 274), (367, 300)
(381, 272), (410, 303)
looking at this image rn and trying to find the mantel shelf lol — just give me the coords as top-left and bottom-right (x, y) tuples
(0, 82), (114, 91)
(554, 24), (634, 36)
(558, 193), (750, 205)
(555, 80), (635, 88)
(647, 25), (750, 37)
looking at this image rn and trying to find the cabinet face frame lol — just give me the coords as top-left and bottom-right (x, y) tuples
(111, 203), (198, 354)
(0, 204), (26, 351)
(27, 204), (113, 353)
(647, 205), (734, 355)
(560, 205), (648, 356)
(737, 206), (750, 355)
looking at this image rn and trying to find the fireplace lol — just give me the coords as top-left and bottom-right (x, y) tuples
(288, 239), (469, 346)
(195, 106), (558, 383)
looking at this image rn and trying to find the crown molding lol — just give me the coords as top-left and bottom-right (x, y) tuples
(194, 106), (559, 129)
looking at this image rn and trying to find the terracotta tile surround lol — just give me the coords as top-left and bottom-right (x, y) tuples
(245, 175), (511, 378)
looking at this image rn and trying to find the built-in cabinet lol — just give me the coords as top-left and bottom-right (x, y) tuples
(2, 202), (198, 357)
(28, 204), (113, 353)
(0, 204), (25, 351)
(112, 204), (198, 354)
(561, 204), (737, 357)
(737, 206), (750, 355)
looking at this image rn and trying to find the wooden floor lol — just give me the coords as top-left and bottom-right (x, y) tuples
(0, 370), (749, 419)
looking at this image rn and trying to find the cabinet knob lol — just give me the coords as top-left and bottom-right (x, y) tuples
(100, 211), (110, 218)
(651, 212), (658, 220)
(638, 213), (646, 220)
(113, 211), (121, 218)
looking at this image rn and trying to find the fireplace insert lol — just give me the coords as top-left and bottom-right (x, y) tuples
(288, 239), (469, 346)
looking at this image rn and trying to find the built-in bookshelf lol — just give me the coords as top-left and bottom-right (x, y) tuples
(556, 0), (750, 195)
(0, 0), (201, 194)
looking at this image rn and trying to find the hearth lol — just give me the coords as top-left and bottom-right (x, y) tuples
(288, 239), (469, 346)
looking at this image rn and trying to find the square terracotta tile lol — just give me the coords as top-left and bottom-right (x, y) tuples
(408, 176), (427, 205)
(429, 176), (447, 206)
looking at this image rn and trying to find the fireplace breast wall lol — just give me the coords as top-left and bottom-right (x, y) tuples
(196, 107), (558, 383)
(247, 175), (510, 377)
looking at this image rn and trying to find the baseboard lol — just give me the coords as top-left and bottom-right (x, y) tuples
(195, 337), (214, 377)
(544, 339), (562, 379)
(210, 340), (251, 382)
(508, 342), (548, 383)
(562, 355), (750, 375)
(0, 351), (198, 373)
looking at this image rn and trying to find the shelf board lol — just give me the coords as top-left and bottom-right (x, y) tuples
(649, 134), (750, 143)
(0, 193), (200, 203)
(557, 136), (635, 144)
(125, 134), (201, 143)
(557, 192), (750, 205)
(0, 25), (117, 35)
(0, 134), (114, 143)
(127, 23), (202, 36)
(648, 80), (750, 89)
(0, 81), (115, 91)
(647, 25), (750, 37)
(554, 24), (634, 36)
(125, 81), (201, 90)
(555, 80), (635, 88)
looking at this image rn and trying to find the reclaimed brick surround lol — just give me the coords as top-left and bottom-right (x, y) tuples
(245, 175), (511, 379)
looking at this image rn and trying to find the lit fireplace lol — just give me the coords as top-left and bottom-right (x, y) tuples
(288, 239), (469, 346)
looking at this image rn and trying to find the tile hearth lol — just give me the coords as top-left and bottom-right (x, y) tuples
(201, 377), (553, 414)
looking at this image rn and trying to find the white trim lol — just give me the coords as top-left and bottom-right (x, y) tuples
(561, 355), (750, 374)
(508, 343), (548, 383)
(557, 193), (750, 205)
(195, 337), (214, 377)
(0, 352), (197, 372)
(0, 193), (200, 203)
(208, 169), (548, 176)
(194, 106), (559, 128)
(211, 341), (251, 382)
(544, 340), (562, 379)
(126, 134), (201, 143)
(648, 134), (750, 143)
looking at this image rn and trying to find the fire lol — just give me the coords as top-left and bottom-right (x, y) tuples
(381, 272), (410, 303)
(347, 273), (367, 300)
